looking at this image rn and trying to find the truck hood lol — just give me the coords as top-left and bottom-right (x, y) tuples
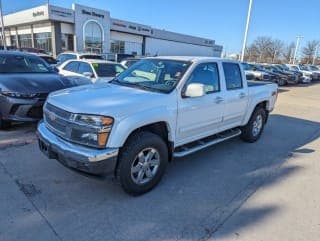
(47, 83), (168, 119)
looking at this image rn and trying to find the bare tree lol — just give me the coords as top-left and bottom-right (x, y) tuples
(282, 42), (295, 63)
(244, 36), (284, 63)
(302, 40), (319, 64)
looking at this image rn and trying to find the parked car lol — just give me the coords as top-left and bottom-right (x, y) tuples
(262, 65), (292, 85)
(274, 64), (302, 84)
(102, 53), (135, 63)
(120, 58), (143, 68)
(34, 53), (57, 66)
(58, 59), (126, 83)
(304, 65), (320, 80)
(286, 64), (312, 83)
(241, 62), (271, 82)
(56, 52), (104, 65)
(0, 51), (85, 129)
(254, 64), (286, 85)
(18, 47), (49, 55)
(37, 56), (278, 195)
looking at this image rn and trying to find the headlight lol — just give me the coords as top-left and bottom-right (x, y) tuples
(71, 130), (109, 147)
(1, 91), (38, 98)
(303, 73), (311, 77)
(70, 114), (114, 148)
(72, 114), (113, 127)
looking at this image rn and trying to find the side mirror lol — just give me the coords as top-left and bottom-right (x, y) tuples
(83, 72), (94, 78)
(184, 83), (206, 98)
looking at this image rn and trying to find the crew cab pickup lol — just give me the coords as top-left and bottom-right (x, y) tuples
(37, 57), (278, 196)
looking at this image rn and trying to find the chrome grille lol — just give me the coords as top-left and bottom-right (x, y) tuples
(44, 103), (72, 136)
(45, 103), (72, 120)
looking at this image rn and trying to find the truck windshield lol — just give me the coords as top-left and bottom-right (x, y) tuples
(112, 59), (191, 93)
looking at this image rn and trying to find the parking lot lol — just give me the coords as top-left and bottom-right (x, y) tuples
(1, 82), (320, 241)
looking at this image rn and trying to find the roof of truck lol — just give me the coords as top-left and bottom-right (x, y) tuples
(149, 56), (236, 62)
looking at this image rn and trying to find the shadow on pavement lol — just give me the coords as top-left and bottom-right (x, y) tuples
(0, 122), (37, 149)
(0, 114), (319, 241)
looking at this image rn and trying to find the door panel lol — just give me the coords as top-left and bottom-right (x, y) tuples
(221, 62), (248, 130)
(177, 94), (225, 144)
(176, 62), (225, 145)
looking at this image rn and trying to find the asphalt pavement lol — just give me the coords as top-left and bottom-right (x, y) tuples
(0, 82), (319, 241)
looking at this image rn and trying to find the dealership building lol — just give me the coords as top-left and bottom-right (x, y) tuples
(0, 4), (223, 57)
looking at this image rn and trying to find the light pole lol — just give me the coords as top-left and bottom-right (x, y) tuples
(312, 44), (319, 65)
(0, 0), (6, 50)
(241, 0), (253, 62)
(293, 35), (304, 64)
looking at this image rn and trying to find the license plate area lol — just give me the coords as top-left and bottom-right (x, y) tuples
(38, 139), (56, 159)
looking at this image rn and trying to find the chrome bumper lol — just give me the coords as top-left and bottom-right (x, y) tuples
(37, 121), (119, 175)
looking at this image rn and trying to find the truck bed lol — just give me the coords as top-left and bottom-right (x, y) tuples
(248, 80), (273, 87)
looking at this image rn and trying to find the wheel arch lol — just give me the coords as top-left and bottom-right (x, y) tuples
(243, 100), (270, 126)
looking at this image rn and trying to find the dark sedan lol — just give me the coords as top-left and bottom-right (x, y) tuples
(0, 51), (84, 129)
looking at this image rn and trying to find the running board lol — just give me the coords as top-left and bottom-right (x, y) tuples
(173, 128), (242, 158)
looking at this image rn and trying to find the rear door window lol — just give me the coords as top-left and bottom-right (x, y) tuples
(63, 61), (79, 73)
(78, 62), (94, 75)
(222, 63), (243, 90)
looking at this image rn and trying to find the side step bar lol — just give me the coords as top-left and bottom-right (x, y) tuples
(173, 128), (242, 158)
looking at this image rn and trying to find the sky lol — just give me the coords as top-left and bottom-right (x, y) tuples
(2, 0), (320, 54)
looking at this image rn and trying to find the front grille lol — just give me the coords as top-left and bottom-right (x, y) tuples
(45, 103), (72, 120)
(44, 103), (72, 136)
(43, 103), (108, 149)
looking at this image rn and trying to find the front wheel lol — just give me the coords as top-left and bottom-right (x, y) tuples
(116, 131), (168, 196)
(241, 108), (267, 143)
(0, 116), (11, 130)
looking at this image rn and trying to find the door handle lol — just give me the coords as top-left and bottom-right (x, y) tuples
(239, 93), (247, 99)
(215, 97), (224, 104)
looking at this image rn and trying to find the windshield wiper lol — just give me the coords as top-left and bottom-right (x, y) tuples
(110, 79), (164, 93)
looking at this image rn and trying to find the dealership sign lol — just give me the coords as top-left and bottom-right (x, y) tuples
(81, 9), (105, 19)
(33, 11), (45, 17)
(111, 19), (152, 36)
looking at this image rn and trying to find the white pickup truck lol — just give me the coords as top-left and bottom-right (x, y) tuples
(37, 57), (278, 195)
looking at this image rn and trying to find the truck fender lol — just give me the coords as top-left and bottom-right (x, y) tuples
(107, 107), (176, 148)
(242, 98), (270, 125)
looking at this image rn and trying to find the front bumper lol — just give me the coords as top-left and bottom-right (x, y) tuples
(301, 76), (312, 83)
(0, 95), (45, 122)
(37, 121), (119, 175)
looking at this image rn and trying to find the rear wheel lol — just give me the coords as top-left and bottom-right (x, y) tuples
(116, 131), (168, 196)
(241, 107), (267, 143)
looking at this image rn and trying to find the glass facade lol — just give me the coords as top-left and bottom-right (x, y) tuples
(110, 40), (125, 54)
(61, 34), (74, 52)
(18, 34), (32, 48)
(34, 32), (52, 53)
(10, 35), (17, 48)
(84, 21), (103, 53)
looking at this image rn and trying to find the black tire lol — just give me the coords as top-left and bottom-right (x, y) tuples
(0, 115), (11, 130)
(277, 78), (287, 86)
(116, 131), (168, 196)
(241, 107), (267, 143)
